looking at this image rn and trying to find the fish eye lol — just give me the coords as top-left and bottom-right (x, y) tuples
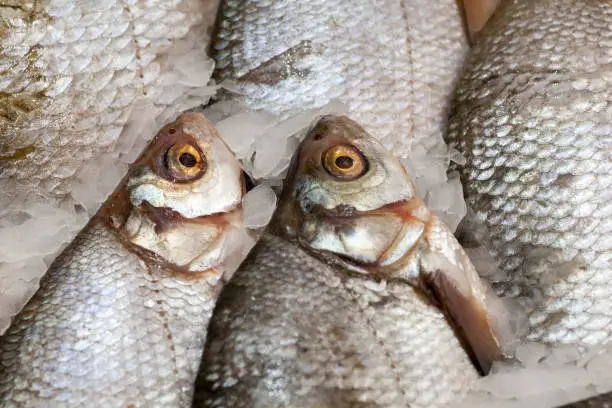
(322, 144), (368, 180)
(164, 143), (206, 181)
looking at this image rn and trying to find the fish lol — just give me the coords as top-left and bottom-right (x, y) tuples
(0, 0), (221, 332)
(192, 115), (505, 408)
(210, 0), (470, 227)
(446, 0), (612, 352)
(0, 112), (254, 407)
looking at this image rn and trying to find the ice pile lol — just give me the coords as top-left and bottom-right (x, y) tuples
(209, 95), (468, 232)
(208, 97), (349, 185)
(454, 342), (612, 408)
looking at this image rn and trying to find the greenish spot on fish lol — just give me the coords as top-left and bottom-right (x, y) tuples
(0, 145), (35, 160)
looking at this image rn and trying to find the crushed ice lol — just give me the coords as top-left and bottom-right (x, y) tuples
(453, 342), (612, 408)
(242, 184), (278, 230)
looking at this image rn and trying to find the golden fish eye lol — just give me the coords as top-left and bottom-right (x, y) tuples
(322, 144), (368, 180)
(164, 143), (206, 181)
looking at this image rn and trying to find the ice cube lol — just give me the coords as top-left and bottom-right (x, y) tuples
(242, 184), (278, 229)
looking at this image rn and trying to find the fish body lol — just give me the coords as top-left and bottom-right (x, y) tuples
(194, 233), (478, 408)
(0, 113), (251, 407)
(193, 116), (505, 407)
(447, 0), (612, 349)
(212, 0), (468, 211)
(0, 0), (220, 331)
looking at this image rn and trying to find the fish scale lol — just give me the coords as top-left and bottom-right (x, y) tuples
(447, 0), (612, 349)
(0, 0), (221, 333)
(0, 222), (218, 407)
(193, 233), (478, 408)
(212, 0), (467, 159)
(0, 0), (211, 197)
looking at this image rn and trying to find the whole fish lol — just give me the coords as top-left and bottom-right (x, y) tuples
(192, 116), (505, 408)
(447, 0), (612, 351)
(0, 113), (253, 407)
(211, 0), (469, 213)
(0, 0), (220, 331)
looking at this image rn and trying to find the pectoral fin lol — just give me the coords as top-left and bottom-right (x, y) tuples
(460, 0), (500, 43)
(420, 252), (502, 375)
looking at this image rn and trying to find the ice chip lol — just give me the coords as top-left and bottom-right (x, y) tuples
(0, 258), (47, 333)
(479, 366), (590, 399)
(216, 110), (278, 159)
(252, 133), (290, 179)
(242, 184), (278, 229)
(465, 246), (508, 281)
(426, 174), (467, 232)
(515, 341), (550, 367)
(116, 102), (158, 164)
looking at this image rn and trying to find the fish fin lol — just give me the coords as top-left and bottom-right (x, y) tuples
(419, 251), (502, 375)
(459, 0), (500, 43)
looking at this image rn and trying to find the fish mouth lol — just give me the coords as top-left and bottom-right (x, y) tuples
(303, 202), (359, 218)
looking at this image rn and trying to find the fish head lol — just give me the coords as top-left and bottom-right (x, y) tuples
(274, 115), (430, 266)
(275, 115), (506, 373)
(100, 112), (252, 280)
(126, 111), (244, 217)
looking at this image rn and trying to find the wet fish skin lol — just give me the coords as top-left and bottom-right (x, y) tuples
(193, 233), (477, 408)
(0, 0), (221, 332)
(0, 0), (217, 200)
(193, 116), (504, 408)
(0, 113), (251, 407)
(447, 0), (612, 349)
(212, 0), (467, 161)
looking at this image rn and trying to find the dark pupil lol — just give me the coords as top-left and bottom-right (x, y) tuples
(335, 155), (354, 169)
(179, 153), (197, 167)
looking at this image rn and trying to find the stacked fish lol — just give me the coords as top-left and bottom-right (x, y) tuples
(0, 0), (611, 407)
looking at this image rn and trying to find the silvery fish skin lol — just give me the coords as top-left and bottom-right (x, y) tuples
(0, 0), (220, 331)
(0, 113), (252, 407)
(447, 0), (612, 349)
(193, 116), (504, 408)
(0, 0), (217, 200)
(212, 0), (467, 158)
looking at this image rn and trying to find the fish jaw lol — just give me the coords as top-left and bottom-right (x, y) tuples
(290, 194), (504, 374)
